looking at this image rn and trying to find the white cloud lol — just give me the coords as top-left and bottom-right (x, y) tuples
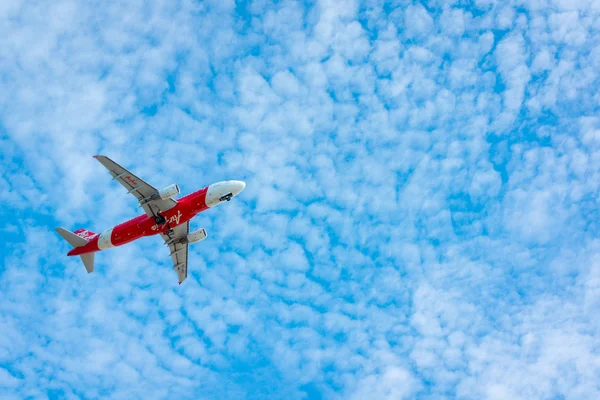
(549, 11), (587, 46)
(495, 33), (530, 113)
(403, 4), (434, 38)
(349, 366), (420, 400)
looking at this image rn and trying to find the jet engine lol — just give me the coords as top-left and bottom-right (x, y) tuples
(158, 184), (180, 200)
(187, 228), (207, 244)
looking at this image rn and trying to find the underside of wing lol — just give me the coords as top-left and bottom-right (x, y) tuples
(160, 221), (189, 284)
(94, 155), (176, 217)
(141, 201), (176, 219)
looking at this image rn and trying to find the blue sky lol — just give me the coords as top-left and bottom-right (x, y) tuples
(1, 0), (600, 398)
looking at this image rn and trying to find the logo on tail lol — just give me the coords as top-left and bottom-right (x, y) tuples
(73, 229), (98, 240)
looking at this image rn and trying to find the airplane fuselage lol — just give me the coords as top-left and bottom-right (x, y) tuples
(68, 181), (242, 256)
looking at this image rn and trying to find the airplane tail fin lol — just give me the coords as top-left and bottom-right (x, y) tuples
(73, 228), (98, 241)
(55, 228), (95, 273)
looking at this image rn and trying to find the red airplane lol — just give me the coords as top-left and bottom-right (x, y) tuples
(55, 155), (246, 284)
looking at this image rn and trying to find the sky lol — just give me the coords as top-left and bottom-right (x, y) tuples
(1, 0), (600, 398)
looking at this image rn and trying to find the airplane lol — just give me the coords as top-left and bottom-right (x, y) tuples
(55, 155), (246, 284)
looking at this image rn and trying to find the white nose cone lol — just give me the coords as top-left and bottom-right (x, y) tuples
(229, 180), (246, 196)
(205, 180), (246, 207)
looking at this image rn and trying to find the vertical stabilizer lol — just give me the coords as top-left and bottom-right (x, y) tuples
(80, 253), (94, 273)
(73, 228), (98, 241)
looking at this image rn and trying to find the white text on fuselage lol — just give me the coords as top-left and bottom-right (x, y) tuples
(151, 210), (183, 231)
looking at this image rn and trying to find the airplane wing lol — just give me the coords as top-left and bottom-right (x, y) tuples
(161, 221), (190, 284)
(94, 155), (177, 218)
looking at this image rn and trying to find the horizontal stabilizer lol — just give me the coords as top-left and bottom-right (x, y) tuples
(55, 228), (88, 248)
(80, 253), (94, 273)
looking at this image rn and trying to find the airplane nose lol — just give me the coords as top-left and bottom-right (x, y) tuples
(205, 180), (247, 207)
(229, 180), (246, 196)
